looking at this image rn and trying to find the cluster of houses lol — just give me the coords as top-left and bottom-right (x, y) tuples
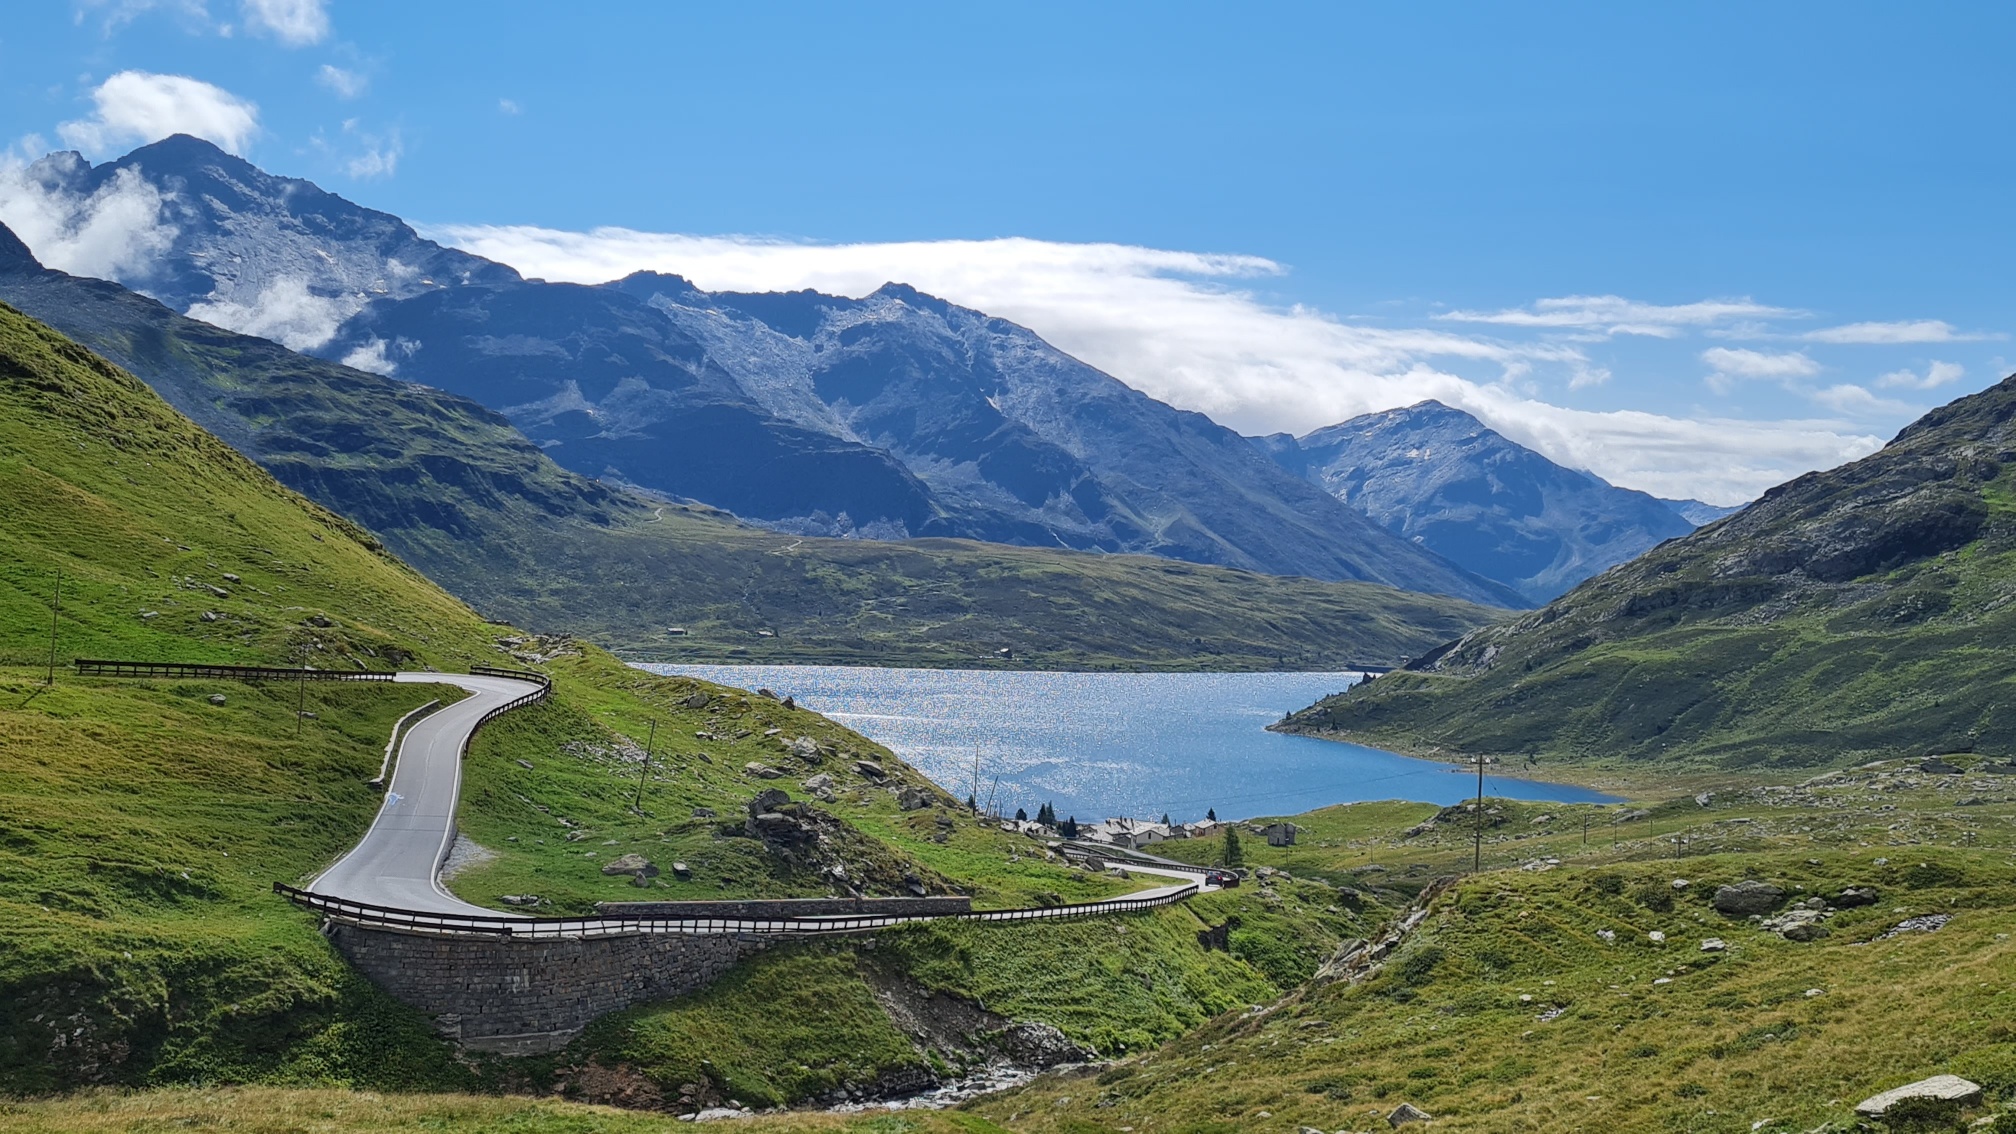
(1000, 814), (1300, 850)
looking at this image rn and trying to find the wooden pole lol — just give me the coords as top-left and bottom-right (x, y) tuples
(1473, 756), (1485, 873)
(295, 667), (307, 737)
(634, 718), (656, 811)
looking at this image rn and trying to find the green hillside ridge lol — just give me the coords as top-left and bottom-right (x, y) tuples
(0, 244), (1499, 672)
(1276, 372), (2016, 770)
(0, 304), (1387, 1104)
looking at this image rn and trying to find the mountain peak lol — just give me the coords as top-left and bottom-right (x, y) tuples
(0, 221), (41, 274)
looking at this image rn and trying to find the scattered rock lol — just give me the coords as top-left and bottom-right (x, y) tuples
(854, 759), (887, 779)
(1648, 931), (1666, 944)
(498, 894), (544, 907)
(898, 786), (933, 811)
(786, 736), (820, 762)
(1854, 1075), (1982, 1120)
(1919, 756), (1964, 775)
(671, 862), (691, 879)
(682, 691), (710, 709)
(138, 611), (158, 620)
(220, 573), (240, 583)
(756, 688), (779, 700)
(1874, 913), (1952, 940)
(1695, 790), (1715, 807)
(601, 853), (659, 879)
(200, 610), (219, 622)
(1596, 929), (1616, 944)
(1714, 880), (1787, 916)
(691, 807), (717, 819)
(1387, 1101), (1434, 1127)
(802, 772), (837, 801)
(747, 788), (793, 815)
(1700, 938), (1727, 952)
(903, 872), (928, 897)
(1672, 878), (1691, 890)
(515, 759), (534, 770)
(991, 1022), (1095, 1068)
(743, 761), (784, 779)
(1833, 885), (1881, 907)
(1612, 808), (1651, 824)
(205, 584), (229, 598)
(207, 694), (227, 706)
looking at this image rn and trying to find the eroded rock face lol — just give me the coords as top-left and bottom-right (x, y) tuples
(1712, 880), (1786, 916)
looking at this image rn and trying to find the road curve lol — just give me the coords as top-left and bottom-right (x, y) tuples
(302, 671), (1214, 931)
(309, 672), (544, 917)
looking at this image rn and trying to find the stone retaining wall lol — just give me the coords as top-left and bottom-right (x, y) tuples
(327, 923), (770, 1054)
(592, 895), (972, 919)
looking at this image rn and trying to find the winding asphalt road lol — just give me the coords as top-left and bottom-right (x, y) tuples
(303, 671), (1215, 932)
(309, 672), (544, 917)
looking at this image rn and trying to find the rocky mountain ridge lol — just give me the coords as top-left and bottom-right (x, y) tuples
(1258, 400), (1698, 602)
(11, 135), (1521, 606)
(1277, 373), (2016, 766)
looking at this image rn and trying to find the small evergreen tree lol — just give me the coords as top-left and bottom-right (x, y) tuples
(1222, 825), (1243, 867)
(1061, 816), (1079, 839)
(1037, 802), (1056, 826)
(1161, 812), (1172, 827)
(966, 792), (978, 812)
(1015, 807), (1028, 821)
(1207, 807), (1217, 822)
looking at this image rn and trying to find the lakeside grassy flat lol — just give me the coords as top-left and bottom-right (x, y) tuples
(977, 757), (2016, 1132)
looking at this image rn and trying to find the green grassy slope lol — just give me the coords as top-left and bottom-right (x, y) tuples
(981, 764), (2016, 1133)
(1278, 373), (2016, 769)
(0, 305), (1383, 1105)
(0, 262), (1499, 671)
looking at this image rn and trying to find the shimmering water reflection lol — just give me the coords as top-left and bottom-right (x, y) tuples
(636, 665), (1613, 823)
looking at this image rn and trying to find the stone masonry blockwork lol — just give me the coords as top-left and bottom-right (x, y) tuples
(328, 923), (771, 1054)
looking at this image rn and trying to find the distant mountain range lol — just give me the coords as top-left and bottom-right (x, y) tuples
(18, 135), (1522, 607)
(1257, 401), (1712, 602)
(1279, 372), (2016, 767)
(0, 218), (1499, 670)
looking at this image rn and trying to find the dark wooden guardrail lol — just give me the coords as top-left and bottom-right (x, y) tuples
(75, 658), (395, 681)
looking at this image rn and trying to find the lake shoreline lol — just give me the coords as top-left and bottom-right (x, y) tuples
(638, 662), (1610, 820)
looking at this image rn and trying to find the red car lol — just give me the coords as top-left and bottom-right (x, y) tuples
(1204, 869), (1241, 888)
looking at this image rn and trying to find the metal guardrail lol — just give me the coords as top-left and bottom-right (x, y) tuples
(272, 880), (1198, 940)
(75, 658), (395, 681)
(457, 666), (552, 757)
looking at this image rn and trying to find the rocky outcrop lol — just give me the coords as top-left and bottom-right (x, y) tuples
(1712, 880), (1787, 916)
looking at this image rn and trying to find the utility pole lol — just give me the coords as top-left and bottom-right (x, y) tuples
(634, 718), (657, 812)
(295, 667), (308, 737)
(44, 570), (61, 686)
(1473, 755), (1485, 873)
(1582, 811), (1589, 846)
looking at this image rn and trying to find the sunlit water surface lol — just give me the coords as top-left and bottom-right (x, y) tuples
(636, 664), (1612, 822)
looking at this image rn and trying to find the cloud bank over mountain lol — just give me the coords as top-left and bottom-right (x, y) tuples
(433, 224), (1885, 503)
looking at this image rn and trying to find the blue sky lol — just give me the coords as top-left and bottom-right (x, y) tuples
(2, 1), (2011, 502)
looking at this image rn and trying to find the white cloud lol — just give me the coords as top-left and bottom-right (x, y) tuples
(0, 155), (176, 279)
(1702, 347), (1821, 393)
(185, 274), (350, 350)
(316, 64), (367, 99)
(498, 98), (522, 115)
(1809, 383), (1914, 417)
(1876, 360), (1966, 390)
(57, 71), (259, 156)
(342, 124), (401, 179)
(429, 225), (1881, 503)
(1438, 294), (1802, 339)
(240, 0), (327, 45)
(1803, 319), (1999, 344)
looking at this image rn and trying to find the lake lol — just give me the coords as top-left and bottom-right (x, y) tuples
(635, 664), (1614, 822)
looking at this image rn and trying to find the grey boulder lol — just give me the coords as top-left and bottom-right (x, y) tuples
(1713, 880), (1786, 916)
